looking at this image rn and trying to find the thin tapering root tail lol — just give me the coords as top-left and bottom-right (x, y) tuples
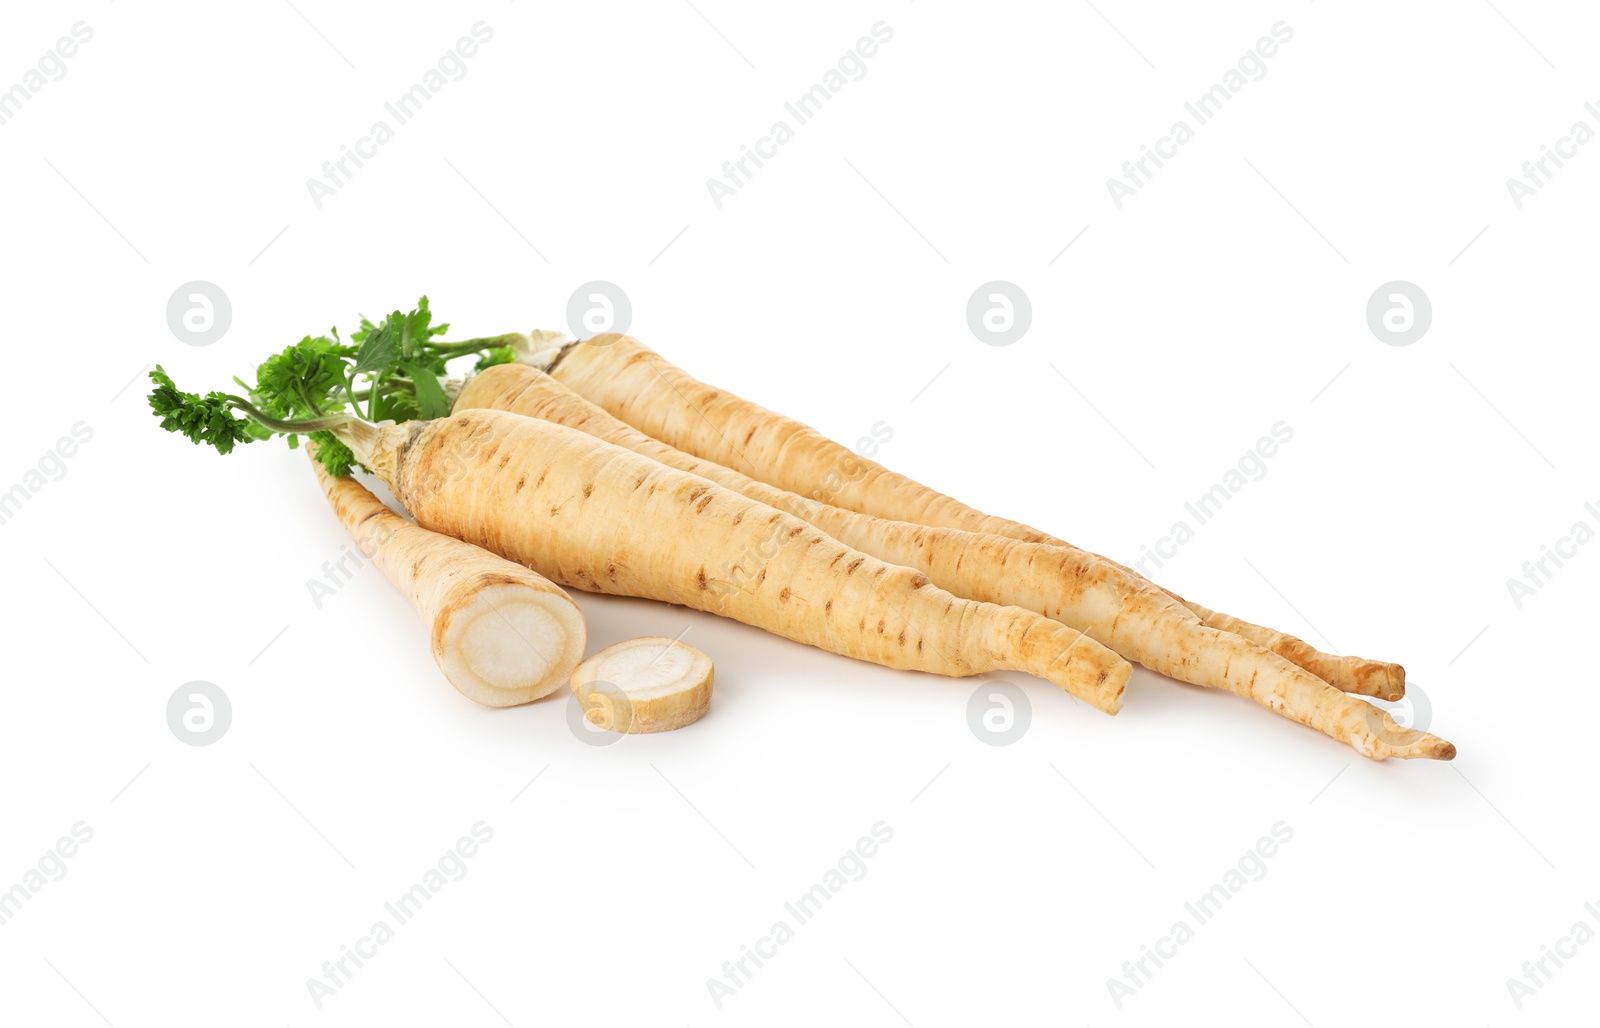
(1182, 600), (1405, 701)
(1342, 705), (1456, 761)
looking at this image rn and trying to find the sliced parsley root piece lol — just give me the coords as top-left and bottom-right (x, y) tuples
(571, 637), (714, 734)
(308, 449), (585, 706)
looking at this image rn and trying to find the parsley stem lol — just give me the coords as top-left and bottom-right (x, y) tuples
(222, 395), (363, 435)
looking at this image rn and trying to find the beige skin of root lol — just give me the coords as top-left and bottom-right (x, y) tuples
(571, 636), (714, 733)
(348, 408), (1131, 712)
(543, 334), (1404, 703)
(309, 451), (586, 707)
(456, 365), (1451, 761)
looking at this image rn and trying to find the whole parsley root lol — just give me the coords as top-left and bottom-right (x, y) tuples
(309, 449), (585, 706)
(454, 364), (1451, 761)
(537, 335), (1404, 703)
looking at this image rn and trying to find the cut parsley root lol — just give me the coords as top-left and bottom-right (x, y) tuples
(571, 637), (714, 733)
(309, 448), (585, 706)
(540, 335), (1406, 703)
(455, 363), (1450, 761)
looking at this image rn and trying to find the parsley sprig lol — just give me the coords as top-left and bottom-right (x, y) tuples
(149, 297), (509, 476)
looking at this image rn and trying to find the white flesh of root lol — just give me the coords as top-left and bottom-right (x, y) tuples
(441, 583), (587, 707)
(571, 637), (714, 733)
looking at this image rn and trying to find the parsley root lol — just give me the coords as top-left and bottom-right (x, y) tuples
(455, 364), (1451, 760)
(309, 447), (585, 706)
(540, 335), (1404, 702)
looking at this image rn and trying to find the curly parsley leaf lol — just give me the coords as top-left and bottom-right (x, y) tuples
(148, 365), (258, 456)
(250, 334), (354, 420)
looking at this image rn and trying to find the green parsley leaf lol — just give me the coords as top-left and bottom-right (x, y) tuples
(147, 365), (257, 456)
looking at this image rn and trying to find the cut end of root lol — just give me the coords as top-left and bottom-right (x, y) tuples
(571, 636), (714, 733)
(1098, 663), (1130, 716)
(438, 583), (586, 707)
(1356, 660), (1407, 702)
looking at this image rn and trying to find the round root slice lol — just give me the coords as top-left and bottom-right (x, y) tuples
(436, 581), (588, 707)
(571, 637), (714, 734)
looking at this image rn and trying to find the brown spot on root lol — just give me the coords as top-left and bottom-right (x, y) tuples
(876, 619), (886, 634)
(829, 552), (844, 568)
(743, 425), (758, 446)
(845, 557), (865, 576)
(607, 564), (619, 582)
(633, 475), (646, 491)
(696, 567), (708, 590)
(695, 492), (715, 513)
(916, 639), (923, 653)
(582, 483), (594, 499)
(515, 476), (527, 492)
(731, 510), (745, 527)
(778, 587), (791, 602)
(498, 453), (511, 469)
(897, 629), (906, 645)
(824, 600), (833, 615)
(788, 525), (805, 539)
(755, 567), (767, 585)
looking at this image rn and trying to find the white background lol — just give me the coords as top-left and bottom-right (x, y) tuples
(1, 1), (1595, 1025)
